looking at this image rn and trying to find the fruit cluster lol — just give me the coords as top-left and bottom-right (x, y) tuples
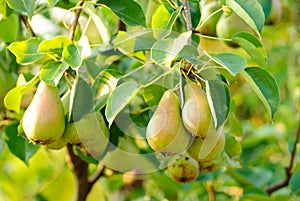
(199, 0), (282, 47)
(21, 81), (109, 156)
(146, 82), (225, 183)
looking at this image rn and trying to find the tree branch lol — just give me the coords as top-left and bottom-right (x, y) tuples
(266, 113), (300, 194)
(20, 15), (36, 37)
(182, 0), (193, 31)
(70, 0), (85, 41)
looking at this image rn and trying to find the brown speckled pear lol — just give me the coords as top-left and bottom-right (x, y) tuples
(22, 81), (65, 145)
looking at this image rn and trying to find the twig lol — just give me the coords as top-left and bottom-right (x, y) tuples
(89, 164), (105, 185)
(205, 181), (215, 201)
(20, 15), (36, 37)
(69, 0), (85, 41)
(182, 0), (193, 31)
(266, 113), (300, 194)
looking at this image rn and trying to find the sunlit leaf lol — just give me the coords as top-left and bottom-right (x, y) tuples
(7, 0), (37, 17)
(232, 32), (267, 67)
(7, 38), (43, 65)
(206, 79), (230, 129)
(38, 36), (72, 58)
(40, 62), (69, 86)
(98, 0), (146, 27)
(47, 0), (59, 7)
(214, 53), (247, 75)
(241, 67), (280, 121)
(62, 44), (82, 69)
(105, 82), (141, 127)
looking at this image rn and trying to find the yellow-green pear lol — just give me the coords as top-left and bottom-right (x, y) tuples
(146, 90), (191, 156)
(68, 112), (110, 158)
(42, 136), (67, 150)
(22, 81), (65, 145)
(199, 1), (222, 36)
(188, 124), (225, 162)
(167, 153), (199, 183)
(182, 82), (212, 138)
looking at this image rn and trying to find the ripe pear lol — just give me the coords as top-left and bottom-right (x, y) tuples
(22, 81), (65, 145)
(265, 0), (282, 25)
(182, 82), (212, 138)
(66, 112), (110, 158)
(216, 12), (255, 47)
(146, 90), (191, 156)
(199, 1), (222, 36)
(188, 124), (225, 162)
(167, 153), (199, 183)
(42, 136), (67, 150)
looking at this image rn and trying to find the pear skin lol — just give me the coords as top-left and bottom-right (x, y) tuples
(199, 1), (222, 37)
(42, 136), (67, 150)
(182, 82), (212, 138)
(22, 81), (65, 145)
(146, 90), (191, 156)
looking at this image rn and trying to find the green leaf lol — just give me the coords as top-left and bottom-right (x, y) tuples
(40, 62), (69, 86)
(47, 0), (59, 7)
(7, 0), (37, 17)
(232, 32), (267, 67)
(38, 36), (72, 58)
(7, 38), (44, 65)
(62, 44), (82, 69)
(98, 0), (146, 27)
(4, 75), (39, 113)
(178, 45), (201, 66)
(3, 122), (39, 165)
(105, 82), (141, 127)
(226, 0), (265, 35)
(142, 84), (165, 107)
(0, 130), (5, 155)
(0, 13), (19, 42)
(213, 53), (247, 75)
(152, 4), (182, 39)
(290, 169), (300, 196)
(69, 77), (94, 121)
(151, 31), (192, 67)
(241, 67), (280, 121)
(206, 79), (230, 129)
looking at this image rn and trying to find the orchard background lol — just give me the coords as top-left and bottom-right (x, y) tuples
(0, 0), (300, 200)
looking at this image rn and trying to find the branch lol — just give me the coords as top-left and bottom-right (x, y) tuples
(182, 0), (193, 31)
(266, 113), (300, 194)
(20, 15), (36, 37)
(70, 0), (85, 41)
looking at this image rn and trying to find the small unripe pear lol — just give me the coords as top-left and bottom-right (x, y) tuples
(63, 122), (81, 144)
(22, 81), (65, 145)
(167, 153), (199, 183)
(42, 136), (67, 150)
(188, 125), (225, 162)
(199, 1), (222, 36)
(182, 82), (212, 138)
(146, 90), (191, 156)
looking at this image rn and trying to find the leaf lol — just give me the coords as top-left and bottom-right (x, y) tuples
(7, 0), (37, 17)
(62, 43), (82, 69)
(290, 168), (300, 196)
(232, 32), (267, 67)
(214, 53), (247, 75)
(47, 0), (59, 7)
(98, 0), (146, 27)
(178, 45), (201, 66)
(152, 4), (182, 39)
(151, 31), (192, 67)
(4, 75), (39, 113)
(38, 36), (72, 58)
(241, 67), (280, 121)
(7, 38), (44, 65)
(226, 0), (265, 35)
(142, 84), (165, 107)
(0, 13), (19, 42)
(3, 122), (39, 165)
(206, 79), (230, 129)
(40, 62), (69, 86)
(69, 77), (94, 121)
(105, 82), (141, 127)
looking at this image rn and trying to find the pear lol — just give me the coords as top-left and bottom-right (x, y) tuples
(146, 90), (191, 156)
(167, 153), (199, 183)
(42, 136), (67, 150)
(187, 125), (225, 162)
(199, 1), (222, 36)
(265, 0), (282, 25)
(66, 112), (110, 158)
(182, 82), (212, 138)
(22, 81), (65, 145)
(216, 12), (255, 47)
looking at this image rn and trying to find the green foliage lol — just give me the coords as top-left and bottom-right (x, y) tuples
(0, 0), (299, 200)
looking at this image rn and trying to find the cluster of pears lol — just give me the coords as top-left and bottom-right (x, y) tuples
(146, 82), (225, 183)
(199, 0), (282, 47)
(22, 81), (109, 155)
